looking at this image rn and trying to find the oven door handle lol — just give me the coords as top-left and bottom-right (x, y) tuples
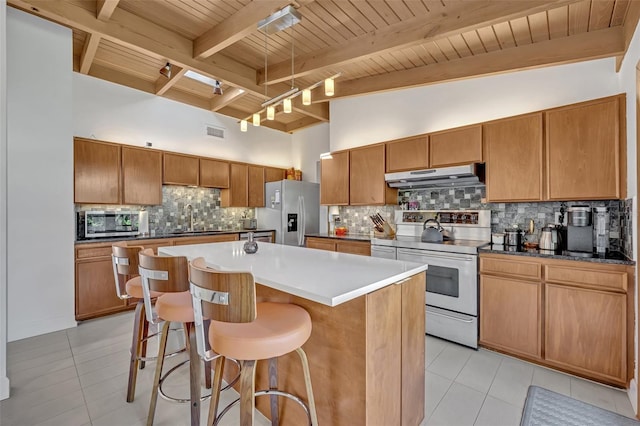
(399, 250), (474, 262)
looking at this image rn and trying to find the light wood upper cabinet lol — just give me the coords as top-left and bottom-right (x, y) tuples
(121, 146), (162, 205)
(221, 163), (248, 207)
(546, 95), (624, 200)
(385, 136), (429, 172)
(199, 158), (229, 188)
(484, 113), (543, 202)
(74, 138), (121, 204)
(265, 167), (286, 182)
(320, 150), (349, 205)
(429, 125), (483, 167)
(248, 165), (265, 207)
(163, 153), (199, 186)
(350, 144), (396, 205)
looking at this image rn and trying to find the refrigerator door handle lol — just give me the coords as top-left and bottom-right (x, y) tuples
(300, 196), (306, 246)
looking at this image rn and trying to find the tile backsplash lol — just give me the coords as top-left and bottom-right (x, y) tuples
(76, 185), (255, 236)
(334, 185), (630, 256)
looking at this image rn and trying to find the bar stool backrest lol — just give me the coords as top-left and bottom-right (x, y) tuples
(189, 257), (257, 324)
(111, 242), (144, 300)
(138, 248), (190, 323)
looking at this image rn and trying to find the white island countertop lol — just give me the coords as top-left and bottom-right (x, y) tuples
(159, 241), (427, 307)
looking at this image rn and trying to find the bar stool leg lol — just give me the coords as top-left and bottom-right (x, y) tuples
(188, 323), (201, 426)
(268, 358), (279, 426)
(127, 301), (146, 403)
(207, 356), (225, 426)
(239, 360), (257, 426)
(140, 312), (150, 369)
(296, 348), (318, 426)
(147, 321), (171, 426)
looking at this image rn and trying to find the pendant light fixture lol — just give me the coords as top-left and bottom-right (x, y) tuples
(252, 113), (261, 127)
(324, 78), (335, 96)
(267, 106), (275, 120)
(302, 89), (311, 105)
(240, 119), (248, 132)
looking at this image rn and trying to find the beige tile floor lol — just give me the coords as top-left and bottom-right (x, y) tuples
(1, 311), (636, 426)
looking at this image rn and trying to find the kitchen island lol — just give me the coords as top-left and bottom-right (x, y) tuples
(160, 241), (428, 426)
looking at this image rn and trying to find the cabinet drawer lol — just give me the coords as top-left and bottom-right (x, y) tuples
(336, 241), (371, 256)
(545, 265), (627, 292)
(480, 256), (541, 280)
(76, 245), (113, 259)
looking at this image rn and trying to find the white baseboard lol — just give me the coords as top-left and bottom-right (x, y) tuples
(628, 378), (638, 417)
(0, 375), (9, 400)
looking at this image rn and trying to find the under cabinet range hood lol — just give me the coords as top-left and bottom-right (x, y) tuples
(385, 164), (485, 189)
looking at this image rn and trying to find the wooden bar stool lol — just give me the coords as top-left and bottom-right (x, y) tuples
(138, 249), (212, 426)
(189, 257), (318, 426)
(112, 242), (169, 403)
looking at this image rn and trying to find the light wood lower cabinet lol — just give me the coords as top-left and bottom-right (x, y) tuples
(545, 284), (626, 384)
(76, 234), (241, 320)
(479, 253), (633, 387)
(305, 237), (371, 256)
(480, 275), (541, 359)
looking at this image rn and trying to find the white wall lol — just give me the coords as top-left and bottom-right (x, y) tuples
(329, 58), (621, 151)
(74, 74), (293, 167)
(6, 9), (75, 341)
(0, 0), (10, 401)
(291, 122), (329, 183)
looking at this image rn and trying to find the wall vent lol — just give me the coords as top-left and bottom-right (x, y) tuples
(206, 124), (225, 139)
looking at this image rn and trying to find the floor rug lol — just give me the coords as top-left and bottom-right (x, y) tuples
(521, 385), (639, 426)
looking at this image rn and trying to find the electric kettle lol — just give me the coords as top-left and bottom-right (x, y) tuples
(539, 225), (561, 250)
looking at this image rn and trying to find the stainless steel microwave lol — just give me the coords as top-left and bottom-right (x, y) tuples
(78, 210), (140, 239)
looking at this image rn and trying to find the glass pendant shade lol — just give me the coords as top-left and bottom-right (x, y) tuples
(267, 106), (275, 120)
(253, 113), (261, 126)
(240, 119), (248, 132)
(324, 78), (334, 96)
(302, 89), (311, 105)
(283, 98), (292, 113)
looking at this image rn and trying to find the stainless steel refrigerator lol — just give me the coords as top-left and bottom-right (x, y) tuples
(256, 180), (320, 246)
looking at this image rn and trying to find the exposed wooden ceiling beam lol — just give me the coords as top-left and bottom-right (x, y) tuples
(194, 0), (291, 60)
(96, 0), (119, 21)
(79, 32), (100, 74)
(292, 97), (328, 121)
(162, 88), (211, 110)
(210, 87), (247, 112)
(155, 64), (186, 96)
(285, 116), (321, 133)
(312, 27), (625, 102)
(8, 0), (293, 100)
(258, 0), (580, 85)
(90, 63), (155, 93)
(615, 0), (640, 71)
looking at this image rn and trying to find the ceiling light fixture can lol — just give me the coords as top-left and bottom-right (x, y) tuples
(267, 106), (275, 120)
(159, 62), (171, 79)
(283, 98), (292, 113)
(213, 80), (223, 96)
(302, 89), (311, 105)
(253, 113), (261, 126)
(325, 78), (334, 96)
(240, 119), (248, 132)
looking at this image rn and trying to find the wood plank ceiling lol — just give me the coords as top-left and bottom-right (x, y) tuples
(9, 0), (640, 133)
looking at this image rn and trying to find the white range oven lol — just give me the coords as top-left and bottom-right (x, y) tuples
(371, 210), (491, 348)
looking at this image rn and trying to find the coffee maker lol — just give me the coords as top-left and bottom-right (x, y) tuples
(565, 205), (610, 254)
(566, 205), (593, 253)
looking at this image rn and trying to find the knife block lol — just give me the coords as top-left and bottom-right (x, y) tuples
(374, 222), (396, 239)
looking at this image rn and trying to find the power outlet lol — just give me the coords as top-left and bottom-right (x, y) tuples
(554, 212), (568, 226)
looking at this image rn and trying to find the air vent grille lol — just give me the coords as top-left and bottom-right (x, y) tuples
(206, 125), (225, 139)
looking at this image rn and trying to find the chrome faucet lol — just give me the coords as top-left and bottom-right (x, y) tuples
(185, 204), (194, 232)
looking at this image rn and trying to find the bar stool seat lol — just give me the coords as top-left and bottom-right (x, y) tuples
(209, 302), (311, 361)
(155, 291), (195, 328)
(125, 276), (162, 299)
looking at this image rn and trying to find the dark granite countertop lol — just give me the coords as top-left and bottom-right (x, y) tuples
(75, 229), (276, 245)
(305, 232), (372, 242)
(480, 244), (635, 266)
